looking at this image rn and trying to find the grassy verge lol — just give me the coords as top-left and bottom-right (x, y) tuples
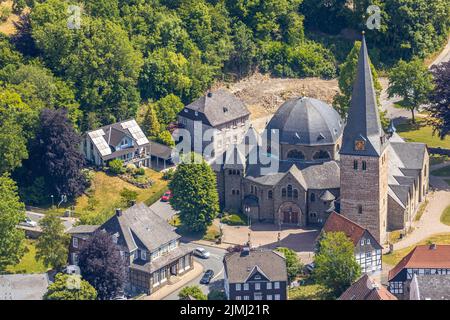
(220, 212), (247, 226)
(383, 233), (450, 266)
(414, 199), (429, 222)
(396, 119), (450, 149)
(289, 283), (332, 300)
(431, 165), (450, 177)
(430, 154), (449, 165)
(440, 205), (450, 226)
(171, 215), (221, 242)
(6, 239), (48, 274)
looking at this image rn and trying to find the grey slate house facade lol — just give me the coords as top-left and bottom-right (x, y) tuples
(67, 203), (193, 296)
(211, 35), (429, 244)
(177, 89), (251, 158)
(223, 249), (288, 300)
(409, 274), (450, 300)
(67, 225), (99, 265)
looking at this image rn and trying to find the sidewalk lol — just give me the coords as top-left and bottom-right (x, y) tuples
(141, 261), (204, 300)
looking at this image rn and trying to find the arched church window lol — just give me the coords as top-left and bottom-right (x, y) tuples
(353, 160), (358, 170)
(313, 150), (331, 160)
(268, 190), (273, 199)
(293, 189), (298, 199)
(287, 150), (305, 160)
(362, 161), (367, 171)
(282, 188), (286, 197)
(251, 185), (254, 194)
(310, 193), (315, 202)
(287, 185), (293, 197)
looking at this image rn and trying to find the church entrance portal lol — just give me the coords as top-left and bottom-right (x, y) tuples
(278, 202), (301, 225)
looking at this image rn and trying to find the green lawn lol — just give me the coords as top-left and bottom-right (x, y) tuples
(170, 214), (221, 242)
(75, 169), (168, 225)
(6, 240), (48, 274)
(431, 165), (450, 177)
(289, 283), (332, 300)
(440, 206), (450, 226)
(430, 154), (449, 165)
(396, 119), (450, 149)
(383, 233), (450, 266)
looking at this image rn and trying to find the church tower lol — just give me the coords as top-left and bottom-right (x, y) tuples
(339, 33), (389, 244)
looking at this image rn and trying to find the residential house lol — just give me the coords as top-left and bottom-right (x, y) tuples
(223, 248), (288, 300)
(321, 212), (383, 274)
(339, 274), (397, 300)
(409, 274), (450, 300)
(388, 244), (450, 299)
(177, 89), (250, 159)
(82, 119), (172, 168)
(67, 203), (193, 295)
(67, 225), (99, 265)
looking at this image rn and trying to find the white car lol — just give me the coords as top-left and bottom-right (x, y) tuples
(193, 247), (210, 259)
(20, 217), (38, 228)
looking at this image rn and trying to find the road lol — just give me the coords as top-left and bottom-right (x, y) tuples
(163, 244), (227, 300)
(21, 211), (76, 232)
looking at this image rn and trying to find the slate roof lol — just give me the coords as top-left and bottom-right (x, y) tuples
(0, 274), (49, 300)
(322, 212), (381, 248)
(223, 249), (287, 283)
(100, 203), (180, 253)
(411, 274), (450, 300)
(130, 246), (192, 273)
(388, 245), (450, 281)
(181, 89), (250, 127)
(340, 34), (387, 157)
(67, 225), (99, 234)
(148, 140), (173, 160)
(245, 160), (340, 190)
(320, 190), (336, 201)
(339, 274), (397, 300)
(265, 97), (343, 146)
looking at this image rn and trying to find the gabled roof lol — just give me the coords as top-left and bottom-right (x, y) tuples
(322, 212), (382, 249)
(67, 225), (99, 235)
(181, 89), (250, 127)
(340, 34), (387, 157)
(339, 274), (397, 300)
(223, 249), (287, 283)
(388, 245), (450, 281)
(100, 203), (179, 252)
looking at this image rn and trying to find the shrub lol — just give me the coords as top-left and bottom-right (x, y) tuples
(178, 286), (207, 300)
(108, 159), (124, 175)
(208, 290), (227, 300)
(126, 164), (137, 173)
(162, 168), (175, 180)
(120, 188), (138, 206)
(135, 167), (145, 176)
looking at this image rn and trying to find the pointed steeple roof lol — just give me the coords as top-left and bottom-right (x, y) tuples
(340, 33), (387, 157)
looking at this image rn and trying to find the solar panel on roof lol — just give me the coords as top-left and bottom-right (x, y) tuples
(121, 120), (149, 146)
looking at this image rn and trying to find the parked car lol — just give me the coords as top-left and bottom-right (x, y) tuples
(200, 269), (214, 284)
(20, 217), (38, 228)
(161, 190), (172, 202)
(305, 263), (315, 274)
(193, 247), (210, 259)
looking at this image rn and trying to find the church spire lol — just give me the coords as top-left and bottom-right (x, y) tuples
(340, 32), (387, 157)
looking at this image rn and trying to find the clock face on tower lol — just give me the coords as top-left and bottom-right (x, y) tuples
(355, 140), (365, 151)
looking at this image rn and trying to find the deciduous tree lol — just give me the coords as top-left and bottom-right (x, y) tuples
(179, 285), (207, 300)
(44, 273), (97, 300)
(276, 247), (303, 282)
(428, 61), (450, 139)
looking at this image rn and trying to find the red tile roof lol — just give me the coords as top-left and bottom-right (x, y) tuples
(388, 245), (450, 281)
(322, 212), (367, 246)
(339, 274), (397, 300)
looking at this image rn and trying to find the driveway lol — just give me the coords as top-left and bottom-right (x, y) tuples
(22, 211), (76, 232)
(149, 200), (178, 221)
(163, 244), (227, 300)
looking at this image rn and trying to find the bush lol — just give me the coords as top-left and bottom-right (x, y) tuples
(108, 159), (124, 175)
(221, 214), (246, 226)
(120, 188), (138, 206)
(126, 164), (137, 173)
(178, 286), (207, 300)
(135, 167), (145, 176)
(162, 168), (175, 180)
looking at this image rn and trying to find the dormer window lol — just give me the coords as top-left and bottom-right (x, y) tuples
(223, 107), (228, 113)
(195, 111), (198, 116)
(141, 250), (147, 261)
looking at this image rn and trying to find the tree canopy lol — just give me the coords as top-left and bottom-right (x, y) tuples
(428, 61), (450, 139)
(178, 285), (207, 300)
(44, 273), (97, 300)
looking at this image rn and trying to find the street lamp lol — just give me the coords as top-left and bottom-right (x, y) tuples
(50, 195), (54, 208)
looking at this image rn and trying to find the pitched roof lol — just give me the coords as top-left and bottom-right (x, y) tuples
(388, 245), (450, 281)
(339, 274), (397, 300)
(322, 212), (381, 249)
(412, 274), (450, 300)
(390, 142), (427, 170)
(100, 203), (180, 252)
(223, 249), (287, 283)
(67, 225), (99, 234)
(181, 89), (250, 127)
(340, 34), (387, 157)
(0, 274), (49, 300)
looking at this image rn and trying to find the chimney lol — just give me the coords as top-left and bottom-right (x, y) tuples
(207, 92), (213, 98)
(116, 208), (122, 217)
(429, 243), (437, 250)
(241, 247), (250, 256)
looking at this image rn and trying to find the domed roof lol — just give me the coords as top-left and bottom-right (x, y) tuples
(266, 97), (343, 146)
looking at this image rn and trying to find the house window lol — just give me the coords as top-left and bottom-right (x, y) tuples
(255, 283), (261, 290)
(362, 161), (367, 171)
(72, 253), (78, 265)
(243, 283), (249, 291)
(141, 250), (147, 261)
(267, 282), (272, 290)
(236, 190), (240, 195)
(360, 239), (365, 246)
(366, 239), (371, 245)
(267, 295), (272, 300)
(287, 185), (293, 197)
(133, 250), (139, 260)
(236, 283), (241, 291)
(268, 190), (273, 199)
(354, 160), (358, 170)
(251, 185), (254, 194)
(73, 237), (79, 248)
(282, 188), (286, 197)
(310, 193), (315, 202)
(232, 190), (235, 195)
(244, 296), (250, 300)
(358, 205), (363, 214)
(236, 296), (241, 300)
(293, 189), (298, 199)
(274, 282), (280, 289)
(254, 293), (263, 300)
(274, 294), (281, 300)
